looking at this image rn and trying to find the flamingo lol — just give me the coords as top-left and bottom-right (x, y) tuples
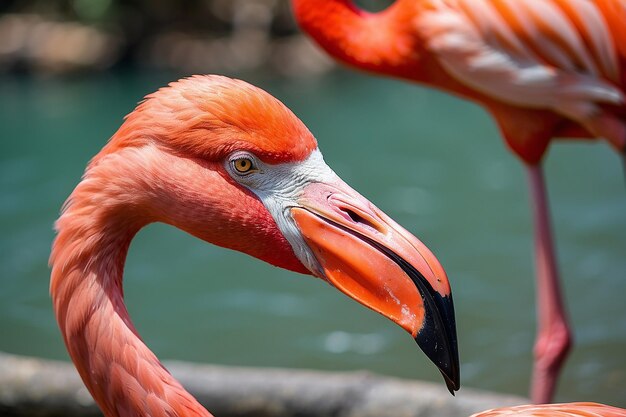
(291, 0), (626, 403)
(472, 402), (626, 417)
(49, 75), (460, 417)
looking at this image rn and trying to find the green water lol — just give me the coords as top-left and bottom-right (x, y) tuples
(1, 69), (625, 407)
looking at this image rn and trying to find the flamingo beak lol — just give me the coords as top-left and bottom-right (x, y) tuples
(291, 179), (460, 394)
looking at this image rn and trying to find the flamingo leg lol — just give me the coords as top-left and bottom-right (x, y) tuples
(526, 164), (573, 404)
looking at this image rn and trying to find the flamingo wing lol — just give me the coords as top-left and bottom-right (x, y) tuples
(596, 0), (626, 71)
(415, 0), (624, 139)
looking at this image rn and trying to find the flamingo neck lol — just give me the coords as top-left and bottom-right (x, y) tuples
(292, 0), (422, 78)
(50, 160), (212, 417)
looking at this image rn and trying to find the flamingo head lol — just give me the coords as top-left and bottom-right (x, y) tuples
(94, 75), (459, 393)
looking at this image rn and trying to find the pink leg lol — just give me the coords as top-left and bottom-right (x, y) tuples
(526, 164), (572, 404)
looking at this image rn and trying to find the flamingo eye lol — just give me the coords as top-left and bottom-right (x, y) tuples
(234, 158), (252, 173)
(230, 154), (258, 175)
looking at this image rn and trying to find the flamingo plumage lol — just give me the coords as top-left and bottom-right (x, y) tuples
(291, 0), (626, 403)
(49, 75), (460, 417)
(472, 402), (626, 417)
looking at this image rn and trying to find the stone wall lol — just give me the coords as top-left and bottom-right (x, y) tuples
(0, 352), (526, 417)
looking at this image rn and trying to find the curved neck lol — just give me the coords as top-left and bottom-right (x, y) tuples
(50, 161), (212, 417)
(292, 0), (422, 77)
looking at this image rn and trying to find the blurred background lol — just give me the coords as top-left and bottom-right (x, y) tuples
(1, 0), (625, 409)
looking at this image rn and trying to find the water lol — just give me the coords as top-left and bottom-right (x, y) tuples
(1, 69), (625, 407)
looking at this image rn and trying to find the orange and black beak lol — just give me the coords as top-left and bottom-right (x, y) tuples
(292, 179), (460, 393)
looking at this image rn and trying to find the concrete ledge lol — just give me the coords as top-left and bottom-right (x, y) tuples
(0, 352), (526, 417)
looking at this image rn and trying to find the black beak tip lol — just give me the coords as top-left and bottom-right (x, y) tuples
(415, 333), (460, 395)
(415, 331), (460, 395)
(413, 293), (460, 395)
(441, 369), (460, 395)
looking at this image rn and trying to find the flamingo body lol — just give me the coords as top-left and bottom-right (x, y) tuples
(292, 0), (626, 403)
(293, 0), (626, 163)
(50, 75), (460, 417)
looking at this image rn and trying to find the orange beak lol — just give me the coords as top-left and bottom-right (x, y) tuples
(292, 179), (460, 393)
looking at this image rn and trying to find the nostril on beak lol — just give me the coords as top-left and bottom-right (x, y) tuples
(342, 208), (384, 234)
(345, 209), (362, 223)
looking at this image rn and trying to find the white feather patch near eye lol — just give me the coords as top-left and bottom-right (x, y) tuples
(225, 149), (337, 275)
